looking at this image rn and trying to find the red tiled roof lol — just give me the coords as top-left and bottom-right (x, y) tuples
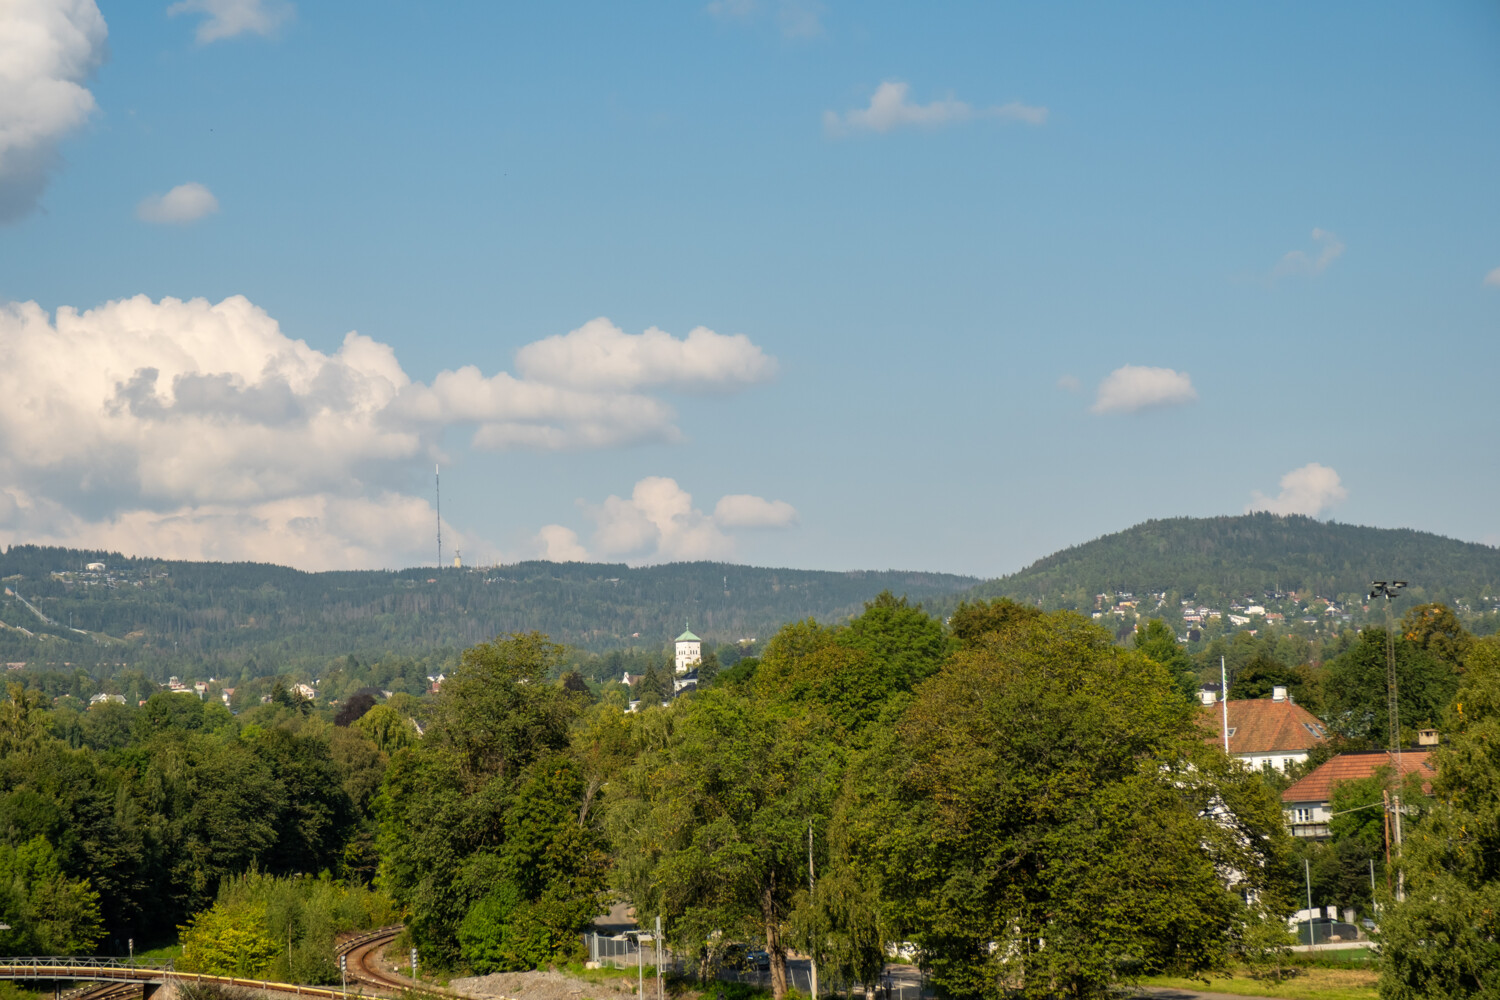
(1198, 698), (1329, 755)
(1281, 749), (1435, 804)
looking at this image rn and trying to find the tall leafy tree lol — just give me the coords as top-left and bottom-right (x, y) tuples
(854, 609), (1292, 1000)
(608, 689), (843, 999)
(1379, 634), (1500, 998)
(1324, 627), (1458, 742)
(378, 633), (605, 969)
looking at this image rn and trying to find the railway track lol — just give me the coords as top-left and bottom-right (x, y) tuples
(336, 926), (468, 999)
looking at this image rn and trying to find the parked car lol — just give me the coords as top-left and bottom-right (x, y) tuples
(745, 950), (770, 971)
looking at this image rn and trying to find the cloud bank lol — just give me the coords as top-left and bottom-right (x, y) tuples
(1485, 266), (1500, 288)
(0, 296), (776, 569)
(1090, 365), (1197, 414)
(0, 0), (107, 224)
(1274, 228), (1345, 278)
(536, 477), (798, 564)
(167, 0), (293, 43)
(824, 81), (1047, 137)
(1247, 462), (1348, 517)
(137, 182), (219, 224)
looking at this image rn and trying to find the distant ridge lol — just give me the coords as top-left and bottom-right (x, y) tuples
(0, 546), (977, 673)
(948, 513), (1500, 611)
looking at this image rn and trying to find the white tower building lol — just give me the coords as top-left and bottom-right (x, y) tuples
(674, 626), (702, 675)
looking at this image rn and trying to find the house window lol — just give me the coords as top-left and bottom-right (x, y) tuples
(1293, 808), (1313, 824)
(1226, 728), (1237, 738)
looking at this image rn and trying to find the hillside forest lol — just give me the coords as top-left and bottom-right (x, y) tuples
(2, 592), (1497, 1000)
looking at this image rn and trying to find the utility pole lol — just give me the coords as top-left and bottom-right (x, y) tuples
(1370, 580), (1407, 901)
(809, 818), (819, 1000)
(656, 916), (663, 1000)
(1304, 857), (1316, 947)
(1220, 655), (1230, 752)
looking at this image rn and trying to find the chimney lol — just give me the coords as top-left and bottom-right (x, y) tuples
(1199, 690), (1216, 707)
(1272, 686), (1288, 702)
(1418, 729), (1440, 747)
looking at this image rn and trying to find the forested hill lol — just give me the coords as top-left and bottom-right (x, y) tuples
(948, 513), (1500, 612)
(0, 545), (976, 673)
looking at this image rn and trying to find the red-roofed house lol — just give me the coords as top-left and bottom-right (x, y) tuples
(1198, 686), (1328, 772)
(1280, 747), (1436, 839)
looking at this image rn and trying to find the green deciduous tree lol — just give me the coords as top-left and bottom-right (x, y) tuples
(378, 633), (606, 970)
(1325, 628), (1458, 743)
(1379, 634), (1500, 999)
(854, 610), (1292, 1000)
(608, 689), (843, 999)
(0, 835), (103, 954)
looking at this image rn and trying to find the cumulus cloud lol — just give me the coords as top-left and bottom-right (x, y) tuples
(1484, 266), (1500, 287)
(705, 0), (824, 39)
(514, 317), (776, 392)
(0, 0), (107, 224)
(713, 494), (798, 528)
(137, 182), (219, 224)
(824, 81), (1047, 137)
(1274, 228), (1345, 278)
(534, 477), (798, 564)
(1090, 365), (1197, 415)
(1056, 374), (1081, 393)
(1247, 462), (1348, 518)
(0, 295), (777, 569)
(167, 0), (292, 43)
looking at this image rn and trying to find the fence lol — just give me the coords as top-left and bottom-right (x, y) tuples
(584, 934), (929, 1000)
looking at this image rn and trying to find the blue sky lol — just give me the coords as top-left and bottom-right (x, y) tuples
(1, 0), (1497, 574)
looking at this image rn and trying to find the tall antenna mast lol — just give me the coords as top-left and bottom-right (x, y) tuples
(435, 464), (442, 568)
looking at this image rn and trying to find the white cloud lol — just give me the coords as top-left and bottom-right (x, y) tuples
(534, 477), (798, 564)
(1484, 266), (1500, 287)
(1274, 228), (1345, 278)
(137, 182), (219, 224)
(0, 487), (465, 572)
(514, 317), (776, 393)
(713, 494), (798, 528)
(167, 0), (292, 43)
(0, 295), (778, 569)
(0, 0), (107, 224)
(1247, 462), (1348, 518)
(1090, 365), (1197, 415)
(705, 0), (824, 39)
(536, 524), (590, 563)
(824, 81), (1047, 137)
(1056, 374), (1081, 392)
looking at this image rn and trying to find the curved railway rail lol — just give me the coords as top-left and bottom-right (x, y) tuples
(0, 925), (468, 1000)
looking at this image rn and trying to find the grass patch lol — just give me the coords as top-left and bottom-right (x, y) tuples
(132, 943), (183, 965)
(1141, 965), (1377, 1000)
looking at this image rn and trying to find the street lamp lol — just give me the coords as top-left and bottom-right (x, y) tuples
(1369, 579), (1408, 900)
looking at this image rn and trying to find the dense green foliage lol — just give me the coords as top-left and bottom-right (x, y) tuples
(1379, 633), (1500, 998)
(377, 633), (608, 972)
(178, 873), (397, 982)
(0, 680), (400, 952)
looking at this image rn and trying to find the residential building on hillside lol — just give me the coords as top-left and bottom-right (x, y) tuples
(1281, 743), (1437, 839)
(1198, 686), (1328, 771)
